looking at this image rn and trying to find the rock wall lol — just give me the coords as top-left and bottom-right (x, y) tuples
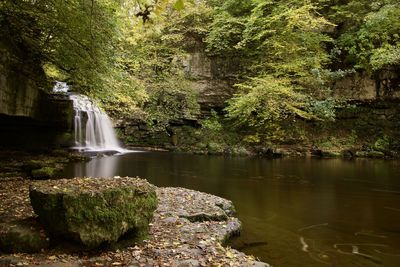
(336, 99), (400, 139)
(332, 70), (400, 100)
(0, 35), (74, 149)
(375, 68), (400, 99)
(184, 42), (239, 117)
(0, 39), (44, 119)
(116, 42), (240, 147)
(117, 41), (400, 150)
(186, 43), (400, 114)
(333, 73), (377, 100)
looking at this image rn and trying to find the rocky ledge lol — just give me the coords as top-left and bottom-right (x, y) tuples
(0, 177), (268, 267)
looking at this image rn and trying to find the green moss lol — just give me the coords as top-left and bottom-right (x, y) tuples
(374, 135), (391, 151)
(64, 187), (158, 247)
(207, 142), (224, 155)
(23, 160), (49, 172)
(22, 158), (64, 179)
(67, 153), (91, 162)
(31, 167), (56, 179)
(30, 179), (158, 248)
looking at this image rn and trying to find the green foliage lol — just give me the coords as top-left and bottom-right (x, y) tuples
(109, 2), (204, 129)
(332, 0), (400, 73)
(207, 0), (333, 79)
(241, 0), (332, 78)
(370, 45), (400, 71)
(171, 114), (249, 155)
(174, 0), (185, 11)
(146, 75), (200, 131)
(205, 0), (337, 142)
(1, 0), (121, 92)
(348, 130), (358, 147)
(198, 112), (227, 152)
(1, 0), (197, 125)
(202, 110), (223, 132)
(31, 167), (56, 179)
(206, 11), (248, 55)
(226, 76), (313, 127)
(42, 63), (69, 81)
(315, 130), (358, 151)
(4, 0), (400, 148)
(99, 70), (149, 118)
(374, 135), (391, 151)
(307, 98), (337, 121)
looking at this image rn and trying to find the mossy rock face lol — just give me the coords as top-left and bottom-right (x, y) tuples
(31, 167), (57, 179)
(22, 159), (51, 172)
(22, 159), (63, 179)
(355, 151), (385, 158)
(29, 177), (158, 248)
(67, 153), (91, 162)
(0, 219), (50, 253)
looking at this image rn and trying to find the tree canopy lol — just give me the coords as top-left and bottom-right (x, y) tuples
(1, 0), (399, 143)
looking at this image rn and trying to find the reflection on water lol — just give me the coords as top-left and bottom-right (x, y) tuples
(72, 155), (119, 178)
(60, 152), (400, 267)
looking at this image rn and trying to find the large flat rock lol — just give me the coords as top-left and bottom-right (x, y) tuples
(29, 177), (158, 248)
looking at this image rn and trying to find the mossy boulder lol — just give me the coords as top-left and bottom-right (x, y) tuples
(22, 159), (51, 172)
(22, 159), (63, 179)
(31, 167), (57, 179)
(29, 177), (158, 248)
(0, 219), (50, 253)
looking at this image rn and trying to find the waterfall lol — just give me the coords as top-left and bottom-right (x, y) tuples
(53, 82), (125, 153)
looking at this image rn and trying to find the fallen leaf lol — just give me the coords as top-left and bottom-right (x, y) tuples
(226, 250), (234, 259)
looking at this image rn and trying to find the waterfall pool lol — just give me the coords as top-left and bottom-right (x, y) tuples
(60, 152), (400, 267)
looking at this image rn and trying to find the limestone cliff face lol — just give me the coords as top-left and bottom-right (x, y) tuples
(183, 42), (240, 117)
(333, 73), (377, 100)
(185, 42), (400, 113)
(0, 39), (44, 119)
(332, 71), (400, 100)
(0, 36), (73, 148)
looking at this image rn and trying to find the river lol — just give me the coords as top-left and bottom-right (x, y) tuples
(60, 152), (400, 267)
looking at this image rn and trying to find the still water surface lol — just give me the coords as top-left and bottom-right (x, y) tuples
(61, 152), (400, 267)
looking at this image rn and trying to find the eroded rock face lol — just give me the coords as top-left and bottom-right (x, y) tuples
(29, 177), (158, 248)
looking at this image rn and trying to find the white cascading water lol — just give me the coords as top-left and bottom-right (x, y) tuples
(53, 82), (125, 153)
(70, 94), (124, 152)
